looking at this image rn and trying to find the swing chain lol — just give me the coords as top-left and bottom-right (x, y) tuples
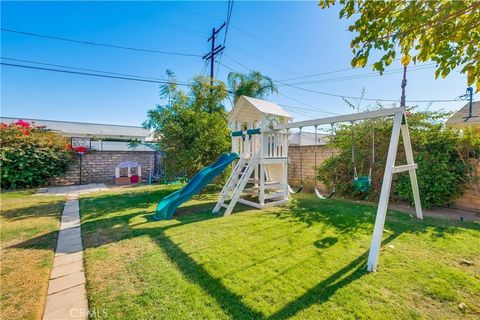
(314, 125), (318, 187)
(351, 121), (358, 180)
(369, 123), (375, 182)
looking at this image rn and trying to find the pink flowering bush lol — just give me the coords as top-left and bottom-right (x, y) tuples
(0, 120), (73, 189)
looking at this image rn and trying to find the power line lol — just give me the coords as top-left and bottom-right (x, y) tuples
(200, 59), (209, 76)
(1, 57), (170, 82)
(212, 60), (341, 117)
(281, 106), (318, 118)
(223, 53), (251, 72)
(223, 0), (234, 46)
(1, 62), (193, 86)
(275, 79), (460, 103)
(277, 60), (414, 82)
(278, 92), (340, 116)
(220, 57), (461, 103)
(277, 66), (367, 82)
(281, 64), (436, 86)
(277, 62), (437, 84)
(1, 28), (202, 57)
(167, 3), (224, 22)
(115, 6), (209, 39)
(166, 3), (296, 62)
(216, 0), (234, 78)
(227, 42), (299, 76)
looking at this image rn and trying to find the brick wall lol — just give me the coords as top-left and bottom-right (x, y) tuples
(51, 151), (156, 185)
(454, 159), (480, 212)
(288, 145), (337, 191)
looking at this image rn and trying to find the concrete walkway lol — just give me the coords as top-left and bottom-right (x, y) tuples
(43, 194), (88, 320)
(35, 183), (108, 196)
(341, 198), (479, 222)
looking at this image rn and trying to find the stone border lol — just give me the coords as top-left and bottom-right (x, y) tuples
(43, 195), (88, 320)
(35, 183), (108, 196)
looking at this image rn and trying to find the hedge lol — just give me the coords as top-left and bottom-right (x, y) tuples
(0, 120), (73, 189)
(317, 109), (480, 208)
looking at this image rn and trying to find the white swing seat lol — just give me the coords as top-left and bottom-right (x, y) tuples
(288, 184), (303, 194)
(315, 187), (335, 200)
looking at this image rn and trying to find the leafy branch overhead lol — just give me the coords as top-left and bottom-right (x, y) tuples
(319, 0), (480, 91)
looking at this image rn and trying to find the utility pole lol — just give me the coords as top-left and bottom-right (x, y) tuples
(400, 65), (407, 107)
(202, 22), (226, 84)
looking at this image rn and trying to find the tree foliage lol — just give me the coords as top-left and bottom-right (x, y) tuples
(228, 70), (278, 103)
(0, 120), (73, 189)
(317, 109), (480, 208)
(145, 73), (231, 179)
(319, 0), (480, 91)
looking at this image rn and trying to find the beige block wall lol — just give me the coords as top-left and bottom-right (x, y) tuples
(454, 159), (480, 212)
(288, 145), (337, 191)
(289, 146), (479, 212)
(51, 151), (156, 186)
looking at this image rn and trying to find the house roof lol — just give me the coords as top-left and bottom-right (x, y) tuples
(228, 96), (293, 122)
(446, 101), (480, 127)
(289, 132), (329, 146)
(0, 117), (151, 139)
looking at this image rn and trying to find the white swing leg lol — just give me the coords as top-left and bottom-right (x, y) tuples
(401, 122), (423, 219)
(367, 112), (402, 272)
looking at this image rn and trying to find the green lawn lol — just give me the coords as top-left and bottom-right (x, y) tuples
(80, 185), (480, 319)
(0, 191), (63, 319)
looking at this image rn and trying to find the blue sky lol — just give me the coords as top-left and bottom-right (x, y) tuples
(1, 1), (475, 127)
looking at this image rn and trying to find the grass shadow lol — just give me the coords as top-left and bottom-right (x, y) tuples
(268, 232), (400, 320)
(9, 189), (479, 319)
(151, 230), (263, 318)
(0, 199), (65, 221)
(284, 193), (480, 239)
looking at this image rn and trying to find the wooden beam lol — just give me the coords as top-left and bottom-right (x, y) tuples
(392, 164), (418, 173)
(276, 107), (405, 130)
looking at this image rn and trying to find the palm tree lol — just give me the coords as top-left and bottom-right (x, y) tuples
(228, 71), (278, 103)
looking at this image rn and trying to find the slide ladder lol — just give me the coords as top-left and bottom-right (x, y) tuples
(213, 152), (259, 216)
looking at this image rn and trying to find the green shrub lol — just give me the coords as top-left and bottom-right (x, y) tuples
(0, 120), (73, 189)
(317, 109), (480, 208)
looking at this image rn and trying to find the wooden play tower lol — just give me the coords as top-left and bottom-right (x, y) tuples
(213, 96), (293, 216)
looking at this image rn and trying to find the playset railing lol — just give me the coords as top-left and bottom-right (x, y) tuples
(231, 129), (288, 159)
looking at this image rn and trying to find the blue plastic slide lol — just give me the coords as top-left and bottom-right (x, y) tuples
(153, 152), (239, 220)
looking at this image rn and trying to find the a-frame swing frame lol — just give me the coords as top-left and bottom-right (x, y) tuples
(276, 106), (423, 272)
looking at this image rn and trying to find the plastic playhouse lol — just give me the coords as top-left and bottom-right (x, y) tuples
(115, 161), (142, 185)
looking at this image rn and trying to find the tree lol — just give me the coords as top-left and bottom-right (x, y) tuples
(144, 72), (231, 179)
(319, 0), (480, 91)
(228, 71), (278, 103)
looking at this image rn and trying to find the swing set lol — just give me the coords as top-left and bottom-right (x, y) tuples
(275, 106), (423, 272)
(220, 96), (423, 272)
(290, 120), (376, 198)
